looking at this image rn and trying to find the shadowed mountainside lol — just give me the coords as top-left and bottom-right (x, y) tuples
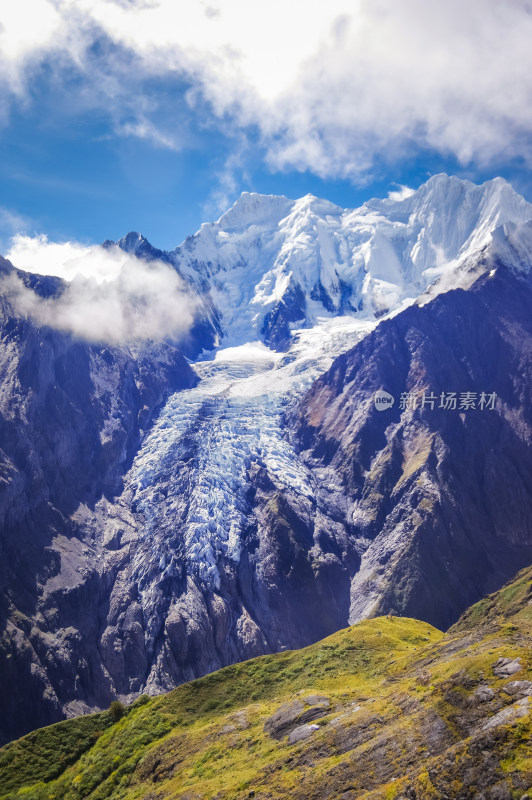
(0, 261), (197, 744)
(287, 262), (532, 630)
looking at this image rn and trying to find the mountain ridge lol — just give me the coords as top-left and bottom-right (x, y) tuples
(111, 174), (532, 354)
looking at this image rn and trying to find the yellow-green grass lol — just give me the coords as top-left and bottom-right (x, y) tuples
(1, 564), (531, 800)
(0, 617), (440, 800)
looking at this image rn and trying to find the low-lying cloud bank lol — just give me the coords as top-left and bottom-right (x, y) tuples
(1, 237), (196, 345)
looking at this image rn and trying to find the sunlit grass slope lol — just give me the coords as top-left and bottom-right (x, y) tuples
(1, 565), (531, 800)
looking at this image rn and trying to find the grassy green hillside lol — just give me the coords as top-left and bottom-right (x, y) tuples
(1, 566), (531, 800)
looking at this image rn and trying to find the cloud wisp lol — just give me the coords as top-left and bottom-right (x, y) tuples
(1, 1), (532, 183)
(2, 237), (197, 345)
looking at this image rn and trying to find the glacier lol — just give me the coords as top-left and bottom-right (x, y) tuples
(114, 174), (532, 593)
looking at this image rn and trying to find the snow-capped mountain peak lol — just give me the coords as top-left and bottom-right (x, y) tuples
(490, 219), (532, 270)
(217, 191), (293, 231)
(107, 175), (532, 364)
(160, 175), (532, 354)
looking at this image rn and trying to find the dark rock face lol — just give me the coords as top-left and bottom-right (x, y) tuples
(113, 232), (172, 265)
(289, 264), (532, 630)
(0, 289), (197, 744)
(261, 281), (307, 351)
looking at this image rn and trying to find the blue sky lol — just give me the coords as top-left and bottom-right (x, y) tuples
(1, 0), (532, 256)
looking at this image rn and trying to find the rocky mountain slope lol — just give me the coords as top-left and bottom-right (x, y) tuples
(1, 562), (531, 800)
(2, 176), (532, 746)
(288, 257), (532, 631)
(0, 258), (197, 742)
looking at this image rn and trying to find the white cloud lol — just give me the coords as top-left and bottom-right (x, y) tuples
(0, 1), (62, 89)
(115, 118), (182, 150)
(6, 234), (122, 281)
(1, 0), (532, 180)
(3, 234), (197, 344)
(261, 0), (532, 178)
(386, 185), (415, 203)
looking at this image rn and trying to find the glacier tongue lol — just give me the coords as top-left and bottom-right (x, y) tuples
(125, 312), (377, 590)
(126, 348), (320, 589)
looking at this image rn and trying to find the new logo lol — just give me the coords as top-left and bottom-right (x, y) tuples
(374, 390), (395, 411)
